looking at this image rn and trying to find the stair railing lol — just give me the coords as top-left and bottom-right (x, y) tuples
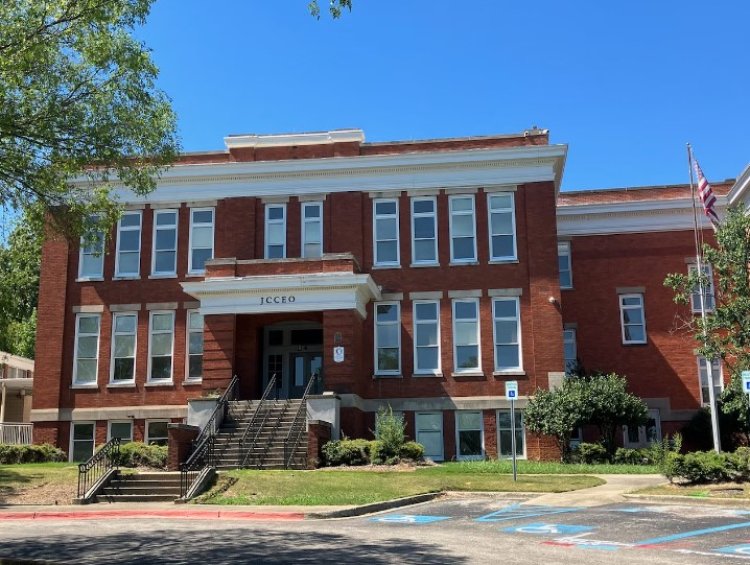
(283, 373), (318, 469)
(239, 374), (277, 468)
(77, 437), (120, 498)
(192, 375), (240, 449)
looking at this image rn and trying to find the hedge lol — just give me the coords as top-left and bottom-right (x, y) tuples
(0, 443), (67, 464)
(321, 438), (425, 466)
(662, 447), (750, 484)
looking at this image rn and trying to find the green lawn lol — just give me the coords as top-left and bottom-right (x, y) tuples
(430, 460), (660, 475)
(0, 463), (79, 505)
(636, 483), (750, 500)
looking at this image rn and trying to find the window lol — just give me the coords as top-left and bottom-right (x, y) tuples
(698, 357), (723, 405)
(70, 422), (96, 461)
(115, 211), (141, 277)
(301, 202), (323, 258)
(558, 241), (572, 288)
(152, 210), (178, 276)
(563, 328), (577, 374)
(186, 310), (203, 380)
(411, 197), (437, 264)
(488, 193), (516, 261)
(689, 264), (715, 312)
(413, 301), (440, 374)
(492, 297), (521, 372)
(456, 411), (484, 460)
(373, 199), (399, 266)
(415, 412), (444, 461)
(78, 220), (105, 279)
(188, 208), (214, 274)
(108, 421), (133, 444)
(452, 299), (480, 373)
(374, 302), (400, 375)
(623, 409), (661, 448)
(146, 420), (169, 446)
(265, 204), (286, 259)
(619, 293), (646, 344)
(148, 311), (174, 381)
(110, 312), (137, 383)
(497, 410), (525, 458)
(73, 314), (100, 385)
(449, 195), (477, 263)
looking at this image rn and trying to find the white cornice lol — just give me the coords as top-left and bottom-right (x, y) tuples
(224, 129), (365, 149)
(727, 163), (750, 209)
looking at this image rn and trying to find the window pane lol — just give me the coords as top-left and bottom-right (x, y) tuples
(147, 421), (168, 443)
(376, 201), (397, 215)
(451, 198), (472, 212)
(81, 255), (103, 277)
(114, 335), (135, 358)
(414, 240), (436, 261)
(267, 223), (285, 243)
(155, 252), (176, 273)
(304, 243), (322, 257)
(459, 430), (482, 456)
(304, 205), (321, 218)
(189, 333), (203, 354)
(115, 315), (136, 333)
(376, 241), (397, 263)
(266, 245), (284, 259)
(453, 237), (475, 260)
(155, 230), (176, 250)
(378, 349), (399, 371)
(119, 230), (139, 251)
(415, 302), (437, 320)
(455, 321), (477, 345)
(118, 253), (139, 274)
(496, 345), (519, 368)
(120, 214), (140, 228)
(305, 222), (322, 242)
(491, 235), (514, 258)
(625, 326), (645, 342)
(376, 304), (398, 322)
(152, 314), (173, 331)
(622, 297), (641, 307)
(491, 211), (513, 234)
(376, 217), (397, 239)
(456, 345), (478, 369)
(414, 217), (435, 239)
(623, 309), (643, 324)
(189, 356), (203, 380)
(189, 311), (203, 330)
(416, 323), (438, 346)
(495, 320), (518, 344)
(377, 325), (399, 348)
(76, 359), (97, 382)
(110, 422), (132, 441)
(156, 212), (176, 226)
(113, 358), (134, 381)
(454, 301), (477, 320)
(417, 347), (438, 370)
(268, 207), (284, 220)
(150, 357), (172, 379)
(77, 336), (98, 358)
(79, 316), (100, 334)
(191, 248), (212, 270)
(458, 411), (482, 429)
(193, 210), (213, 223)
(73, 423), (95, 441)
(413, 200), (434, 214)
(192, 225), (213, 248)
(151, 333), (172, 356)
(490, 194), (513, 209)
(494, 300), (517, 318)
(452, 214), (473, 237)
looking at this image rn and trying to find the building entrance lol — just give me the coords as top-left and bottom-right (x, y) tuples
(262, 323), (323, 399)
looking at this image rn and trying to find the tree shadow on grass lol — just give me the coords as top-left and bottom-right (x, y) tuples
(0, 526), (468, 565)
(0, 469), (34, 505)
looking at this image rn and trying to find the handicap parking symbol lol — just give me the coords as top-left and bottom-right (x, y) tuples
(503, 523), (593, 535)
(715, 544), (750, 556)
(371, 514), (450, 524)
(476, 504), (581, 523)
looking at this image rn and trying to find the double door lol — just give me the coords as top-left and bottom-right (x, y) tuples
(288, 352), (322, 398)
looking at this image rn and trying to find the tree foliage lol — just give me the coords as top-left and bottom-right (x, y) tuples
(524, 379), (584, 462)
(0, 0), (179, 238)
(308, 0), (352, 19)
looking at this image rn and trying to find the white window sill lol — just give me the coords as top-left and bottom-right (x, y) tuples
(149, 274), (178, 279)
(561, 286), (573, 291)
(449, 261), (479, 267)
(70, 384), (99, 390)
(409, 263), (439, 268)
(412, 372), (443, 378)
(493, 370), (526, 377)
(488, 259), (518, 265)
(183, 379), (203, 386)
(145, 381), (175, 387)
(371, 264), (401, 270)
(76, 277), (104, 283)
(451, 371), (484, 378)
(373, 373), (403, 379)
(107, 382), (136, 388)
(185, 273), (206, 279)
(622, 341), (648, 346)
(113, 275), (140, 281)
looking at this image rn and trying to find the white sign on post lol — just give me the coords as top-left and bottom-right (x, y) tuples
(505, 380), (519, 482)
(506, 381), (519, 400)
(742, 371), (750, 394)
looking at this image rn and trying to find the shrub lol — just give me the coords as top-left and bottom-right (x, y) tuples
(116, 442), (167, 469)
(369, 440), (387, 465)
(661, 448), (750, 484)
(374, 406), (406, 458)
(613, 448), (649, 465)
(399, 441), (425, 461)
(321, 439), (372, 466)
(571, 442), (608, 464)
(0, 443), (66, 464)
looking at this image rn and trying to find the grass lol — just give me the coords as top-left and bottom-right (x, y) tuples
(0, 463), (79, 505)
(429, 460), (660, 475)
(636, 483), (750, 499)
(197, 466), (606, 506)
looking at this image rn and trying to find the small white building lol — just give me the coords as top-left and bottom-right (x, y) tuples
(0, 351), (34, 444)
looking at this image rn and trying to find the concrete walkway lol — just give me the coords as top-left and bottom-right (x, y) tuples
(528, 474), (667, 507)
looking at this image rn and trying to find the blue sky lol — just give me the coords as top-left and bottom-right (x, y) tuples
(137, 1), (749, 191)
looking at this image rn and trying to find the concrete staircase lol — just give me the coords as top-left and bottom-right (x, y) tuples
(96, 471), (181, 503)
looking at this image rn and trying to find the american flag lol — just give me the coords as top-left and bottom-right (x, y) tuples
(692, 158), (720, 230)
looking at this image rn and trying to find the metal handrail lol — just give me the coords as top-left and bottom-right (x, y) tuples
(193, 375), (240, 449)
(283, 373), (318, 469)
(77, 437), (120, 498)
(239, 374), (277, 468)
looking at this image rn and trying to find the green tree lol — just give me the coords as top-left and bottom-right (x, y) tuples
(0, 0), (179, 238)
(524, 379), (584, 462)
(308, 0), (352, 19)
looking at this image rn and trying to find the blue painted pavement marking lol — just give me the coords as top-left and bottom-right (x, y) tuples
(371, 514), (450, 524)
(715, 544), (750, 556)
(612, 507), (648, 513)
(475, 504), (581, 523)
(635, 521), (750, 546)
(503, 523), (593, 535)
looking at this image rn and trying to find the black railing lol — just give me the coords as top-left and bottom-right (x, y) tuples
(192, 375), (240, 449)
(283, 373), (318, 469)
(239, 374), (277, 468)
(77, 437), (120, 498)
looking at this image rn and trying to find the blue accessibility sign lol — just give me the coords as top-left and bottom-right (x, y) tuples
(371, 514), (450, 524)
(476, 504), (581, 523)
(503, 523), (593, 535)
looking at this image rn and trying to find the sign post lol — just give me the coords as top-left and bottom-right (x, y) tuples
(506, 381), (519, 482)
(742, 372), (750, 425)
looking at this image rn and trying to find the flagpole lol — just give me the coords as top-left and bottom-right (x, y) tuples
(687, 143), (721, 453)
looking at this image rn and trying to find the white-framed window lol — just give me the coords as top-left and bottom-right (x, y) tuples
(115, 211), (142, 277)
(265, 203), (287, 259)
(563, 328), (577, 374)
(148, 311), (174, 381)
(619, 293), (646, 345)
(108, 421), (133, 444)
(497, 409), (525, 459)
(152, 209), (178, 276)
(456, 410), (484, 460)
(452, 299), (480, 373)
(374, 302), (401, 375)
(689, 264), (716, 313)
(188, 208), (214, 274)
(411, 197), (438, 265)
(449, 195), (477, 263)
(623, 409), (661, 448)
(70, 422), (96, 462)
(492, 297), (522, 372)
(73, 313), (101, 386)
(697, 357), (723, 406)
(416, 412), (444, 461)
(78, 219), (105, 279)
(186, 310), (203, 381)
(301, 201), (323, 258)
(488, 193), (516, 261)
(413, 301), (441, 375)
(558, 241), (572, 289)
(145, 420), (169, 446)
(110, 312), (137, 383)
(373, 199), (399, 266)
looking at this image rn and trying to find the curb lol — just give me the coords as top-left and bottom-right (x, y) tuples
(306, 492), (444, 519)
(623, 493), (750, 507)
(0, 509), (305, 521)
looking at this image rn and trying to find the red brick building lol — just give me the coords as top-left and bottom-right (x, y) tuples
(30, 128), (744, 462)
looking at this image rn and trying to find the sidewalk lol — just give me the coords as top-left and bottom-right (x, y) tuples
(528, 474), (667, 507)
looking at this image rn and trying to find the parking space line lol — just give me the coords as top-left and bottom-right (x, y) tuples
(635, 521), (750, 547)
(476, 504), (581, 523)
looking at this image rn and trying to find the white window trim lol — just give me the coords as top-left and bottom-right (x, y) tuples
(374, 301), (401, 376)
(413, 300), (441, 375)
(107, 420), (134, 443)
(188, 207), (215, 275)
(558, 241), (573, 289)
(415, 411), (444, 462)
(689, 263), (715, 313)
(410, 196), (438, 265)
(623, 408), (662, 448)
(114, 211), (142, 278)
(151, 209), (178, 277)
(77, 223), (105, 280)
(452, 298), (481, 374)
(69, 421), (96, 462)
(145, 419), (170, 446)
(185, 309), (203, 382)
(487, 193), (517, 262)
(449, 195), (477, 264)
(373, 198), (400, 267)
(72, 313), (101, 386)
(109, 312), (138, 384)
(265, 203), (287, 259)
(497, 409), (527, 460)
(563, 328), (577, 373)
(455, 410), (485, 461)
(301, 201), (323, 258)
(619, 293), (647, 345)
(697, 356), (723, 406)
(492, 297), (522, 372)
(147, 310), (175, 383)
